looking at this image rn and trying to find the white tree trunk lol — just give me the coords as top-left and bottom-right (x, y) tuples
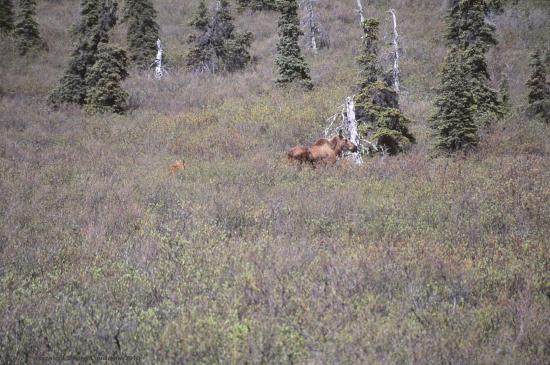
(311, 35), (318, 53)
(389, 9), (400, 92)
(154, 38), (166, 80)
(356, 0), (365, 24)
(306, 0), (318, 53)
(345, 96), (363, 164)
(300, 0), (324, 53)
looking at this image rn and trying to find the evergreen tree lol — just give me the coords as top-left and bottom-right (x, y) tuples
(49, 0), (118, 106)
(430, 47), (479, 152)
(0, 0), (14, 33)
(236, 0), (277, 11)
(446, 0), (498, 50)
(13, 0), (46, 55)
(354, 19), (414, 155)
(186, 0), (252, 73)
(275, 0), (312, 89)
(210, 0), (235, 57)
(186, 0), (213, 72)
(526, 50), (549, 123)
(466, 46), (502, 123)
(222, 31), (254, 72)
(356, 19), (379, 88)
(122, 0), (159, 68)
(84, 42), (128, 114)
(189, 0), (208, 30)
(446, 0), (502, 125)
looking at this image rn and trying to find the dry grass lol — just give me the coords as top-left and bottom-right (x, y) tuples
(0, 0), (549, 364)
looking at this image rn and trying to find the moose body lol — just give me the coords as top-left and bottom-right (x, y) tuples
(287, 146), (310, 163)
(287, 131), (358, 166)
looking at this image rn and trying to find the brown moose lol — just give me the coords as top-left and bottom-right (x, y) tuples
(287, 130), (358, 166)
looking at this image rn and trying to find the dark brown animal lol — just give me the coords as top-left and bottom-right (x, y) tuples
(287, 130), (358, 165)
(287, 146), (310, 163)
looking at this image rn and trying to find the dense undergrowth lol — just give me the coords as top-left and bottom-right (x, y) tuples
(0, 0), (549, 363)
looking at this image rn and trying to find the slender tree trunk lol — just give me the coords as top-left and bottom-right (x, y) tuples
(345, 96), (363, 164)
(306, 0), (318, 53)
(153, 38), (166, 79)
(389, 9), (400, 92)
(300, 0), (320, 53)
(356, 0), (365, 24)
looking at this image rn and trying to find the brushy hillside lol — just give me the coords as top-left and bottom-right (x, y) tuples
(1, 0), (549, 363)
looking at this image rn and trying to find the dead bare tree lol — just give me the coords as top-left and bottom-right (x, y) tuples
(300, 0), (329, 53)
(356, 0), (365, 24)
(388, 9), (400, 92)
(152, 38), (167, 79)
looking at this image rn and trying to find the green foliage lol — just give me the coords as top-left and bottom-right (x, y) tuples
(466, 46), (502, 124)
(431, 47), (479, 152)
(355, 19), (414, 155)
(189, 0), (208, 30)
(446, 0), (499, 50)
(526, 50), (550, 123)
(445, 0), (502, 125)
(0, 0), (13, 32)
(236, 0), (277, 11)
(122, 0), (160, 68)
(84, 42), (128, 114)
(13, 0), (46, 55)
(185, 0), (211, 72)
(275, 0), (312, 89)
(221, 32), (253, 72)
(78, 0), (118, 44)
(186, 0), (252, 73)
(356, 19), (379, 87)
(48, 0), (118, 106)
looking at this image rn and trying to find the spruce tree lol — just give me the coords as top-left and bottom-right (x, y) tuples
(14, 0), (46, 55)
(49, 0), (118, 106)
(446, 0), (499, 50)
(446, 0), (502, 125)
(430, 47), (479, 152)
(186, 0), (212, 72)
(354, 19), (414, 155)
(210, 0), (235, 58)
(0, 0), (14, 33)
(465, 45), (501, 124)
(122, 0), (159, 68)
(275, 0), (312, 89)
(186, 0), (252, 73)
(84, 42), (128, 114)
(189, 0), (208, 30)
(526, 50), (549, 123)
(356, 19), (379, 88)
(236, 0), (277, 11)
